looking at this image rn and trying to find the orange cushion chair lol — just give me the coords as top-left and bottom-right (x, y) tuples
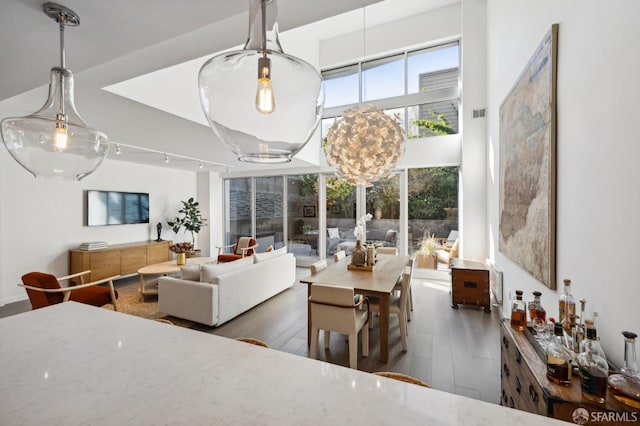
(217, 237), (258, 263)
(20, 271), (119, 311)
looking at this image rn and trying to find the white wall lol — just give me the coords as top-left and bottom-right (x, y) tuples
(487, 0), (640, 366)
(0, 150), (198, 305)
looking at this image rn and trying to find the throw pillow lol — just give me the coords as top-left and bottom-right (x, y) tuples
(327, 228), (340, 239)
(180, 264), (201, 281)
(385, 230), (398, 245)
(253, 246), (288, 263)
(265, 245), (274, 252)
(200, 256), (253, 284)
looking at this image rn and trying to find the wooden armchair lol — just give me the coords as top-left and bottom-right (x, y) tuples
(216, 237), (258, 263)
(19, 270), (119, 311)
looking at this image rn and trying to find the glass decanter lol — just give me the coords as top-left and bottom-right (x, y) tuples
(608, 331), (640, 408)
(528, 290), (546, 322)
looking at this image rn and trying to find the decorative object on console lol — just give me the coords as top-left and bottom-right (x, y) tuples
(79, 241), (108, 251)
(323, 105), (405, 186)
(167, 197), (207, 246)
(499, 24), (558, 289)
(198, 0), (324, 163)
(155, 222), (163, 242)
(169, 243), (192, 265)
(1, 3), (108, 180)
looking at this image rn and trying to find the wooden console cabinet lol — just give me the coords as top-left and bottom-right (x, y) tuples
(500, 320), (634, 424)
(450, 259), (491, 312)
(69, 241), (171, 282)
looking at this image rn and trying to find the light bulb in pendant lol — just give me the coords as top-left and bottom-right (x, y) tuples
(53, 114), (68, 151)
(255, 55), (275, 114)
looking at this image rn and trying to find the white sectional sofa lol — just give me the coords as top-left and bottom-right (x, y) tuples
(158, 248), (296, 326)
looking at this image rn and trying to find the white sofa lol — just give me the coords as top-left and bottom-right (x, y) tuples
(158, 248), (296, 326)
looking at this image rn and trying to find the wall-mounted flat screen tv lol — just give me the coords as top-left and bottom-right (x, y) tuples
(87, 190), (149, 226)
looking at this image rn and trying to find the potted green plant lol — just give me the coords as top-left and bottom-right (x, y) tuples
(167, 197), (207, 253)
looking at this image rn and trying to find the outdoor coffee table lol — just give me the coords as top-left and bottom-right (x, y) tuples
(137, 257), (214, 301)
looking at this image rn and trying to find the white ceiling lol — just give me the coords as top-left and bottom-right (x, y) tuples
(0, 0), (458, 174)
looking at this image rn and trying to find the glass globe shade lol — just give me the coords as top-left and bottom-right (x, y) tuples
(198, 0), (324, 163)
(1, 68), (108, 180)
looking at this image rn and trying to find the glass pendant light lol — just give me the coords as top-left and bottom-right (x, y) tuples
(1, 3), (108, 180)
(198, 0), (324, 163)
(323, 7), (405, 187)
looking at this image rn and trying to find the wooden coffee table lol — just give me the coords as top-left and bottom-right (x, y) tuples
(137, 257), (215, 301)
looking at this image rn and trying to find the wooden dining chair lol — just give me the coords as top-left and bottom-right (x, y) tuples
(309, 283), (369, 369)
(235, 337), (269, 348)
(374, 371), (431, 388)
(369, 262), (414, 352)
(393, 258), (414, 318)
(310, 259), (327, 274)
(333, 250), (346, 262)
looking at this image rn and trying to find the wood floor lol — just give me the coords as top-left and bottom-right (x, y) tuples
(1, 267), (502, 404)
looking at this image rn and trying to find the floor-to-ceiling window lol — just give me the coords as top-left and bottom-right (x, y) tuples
(255, 176), (284, 251)
(325, 177), (356, 257)
(287, 174), (320, 263)
(366, 173), (401, 249)
(224, 178), (252, 247)
(407, 167), (459, 255)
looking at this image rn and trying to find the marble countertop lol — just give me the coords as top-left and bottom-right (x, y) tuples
(0, 302), (569, 425)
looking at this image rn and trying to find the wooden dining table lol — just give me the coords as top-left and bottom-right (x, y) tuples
(300, 253), (410, 363)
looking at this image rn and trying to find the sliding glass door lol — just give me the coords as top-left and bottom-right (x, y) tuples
(407, 167), (459, 255)
(255, 176), (284, 251)
(223, 167), (459, 260)
(287, 174), (320, 263)
(325, 177), (356, 257)
(224, 178), (252, 247)
(365, 174), (401, 249)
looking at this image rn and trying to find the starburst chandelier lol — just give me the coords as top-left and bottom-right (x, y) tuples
(323, 105), (405, 186)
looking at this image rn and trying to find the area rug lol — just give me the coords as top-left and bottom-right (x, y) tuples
(103, 280), (195, 328)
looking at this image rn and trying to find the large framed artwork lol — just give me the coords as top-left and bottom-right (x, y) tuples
(499, 24), (558, 289)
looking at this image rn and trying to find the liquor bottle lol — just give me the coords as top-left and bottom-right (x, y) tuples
(559, 279), (576, 332)
(528, 291), (546, 322)
(510, 290), (527, 331)
(577, 326), (608, 403)
(547, 322), (573, 386)
(579, 320), (594, 353)
(608, 331), (640, 409)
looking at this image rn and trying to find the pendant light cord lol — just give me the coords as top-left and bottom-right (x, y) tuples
(59, 13), (66, 69)
(58, 11), (66, 116)
(261, 0), (267, 54)
(362, 7), (366, 102)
